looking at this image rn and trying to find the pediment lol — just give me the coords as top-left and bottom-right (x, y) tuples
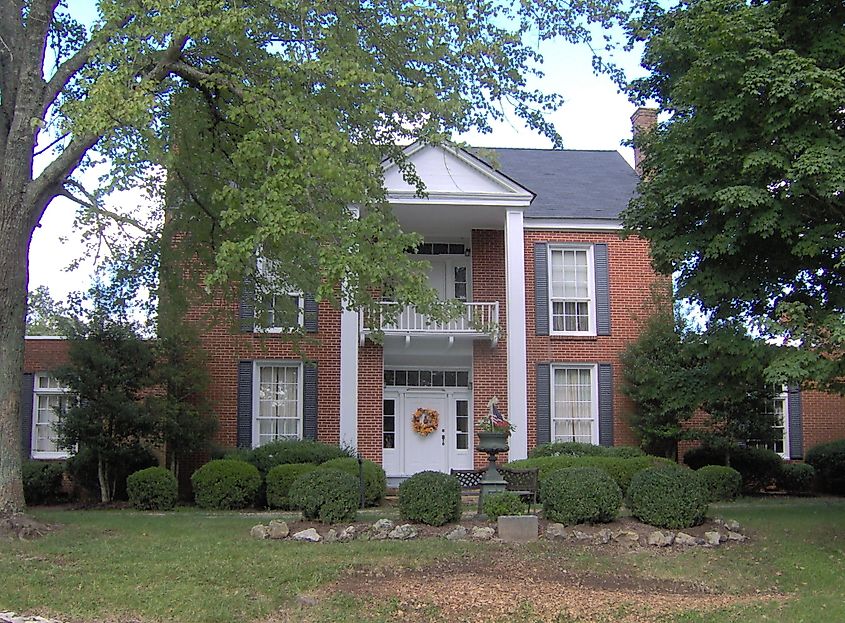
(383, 143), (533, 201)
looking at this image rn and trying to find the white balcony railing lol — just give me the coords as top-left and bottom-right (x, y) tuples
(360, 301), (499, 345)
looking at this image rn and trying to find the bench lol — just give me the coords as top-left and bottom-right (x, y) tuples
(451, 467), (539, 512)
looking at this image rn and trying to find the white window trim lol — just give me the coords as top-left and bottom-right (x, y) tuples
(548, 244), (597, 336)
(550, 364), (599, 445)
(251, 361), (304, 447)
(31, 373), (70, 460)
(774, 387), (790, 459)
(255, 256), (305, 332)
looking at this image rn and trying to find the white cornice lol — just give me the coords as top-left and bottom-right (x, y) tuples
(523, 218), (623, 231)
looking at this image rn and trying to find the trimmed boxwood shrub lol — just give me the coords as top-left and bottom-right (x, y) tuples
(191, 459), (261, 510)
(398, 471), (462, 526)
(508, 455), (673, 493)
(127, 467), (178, 510)
(319, 457), (386, 507)
(683, 444), (783, 492)
(541, 467), (622, 525)
(482, 491), (527, 520)
(22, 461), (66, 505)
(230, 440), (351, 477)
(696, 465), (742, 502)
(266, 463), (319, 509)
(628, 467), (708, 529)
(777, 462), (816, 494)
(288, 469), (358, 523)
(529, 442), (644, 459)
(806, 440), (845, 494)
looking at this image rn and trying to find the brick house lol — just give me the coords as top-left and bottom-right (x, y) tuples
(20, 110), (845, 477)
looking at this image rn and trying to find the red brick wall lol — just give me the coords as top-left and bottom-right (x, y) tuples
(186, 292), (342, 450)
(801, 390), (845, 451)
(472, 229), (510, 467)
(524, 231), (665, 450)
(23, 338), (70, 372)
(357, 343), (384, 463)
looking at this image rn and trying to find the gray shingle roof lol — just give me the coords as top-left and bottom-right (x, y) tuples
(472, 148), (639, 220)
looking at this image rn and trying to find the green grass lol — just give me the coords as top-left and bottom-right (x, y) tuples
(2, 497), (844, 622)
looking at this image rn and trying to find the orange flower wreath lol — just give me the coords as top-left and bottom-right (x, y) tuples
(412, 408), (439, 436)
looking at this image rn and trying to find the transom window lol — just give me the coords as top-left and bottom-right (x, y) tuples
(255, 364), (302, 445)
(32, 374), (70, 458)
(384, 369), (470, 388)
(552, 366), (597, 444)
(549, 247), (595, 334)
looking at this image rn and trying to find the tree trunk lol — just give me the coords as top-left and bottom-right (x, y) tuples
(0, 203), (35, 514)
(97, 454), (112, 504)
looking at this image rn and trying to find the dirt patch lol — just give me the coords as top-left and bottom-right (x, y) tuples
(323, 550), (779, 622)
(0, 513), (56, 540)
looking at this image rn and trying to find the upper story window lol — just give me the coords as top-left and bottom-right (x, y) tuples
(549, 246), (595, 335)
(754, 386), (789, 457)
(32, 374), (70, 459)
(255, 257), (303, 332)
(254, 363), (302, 446)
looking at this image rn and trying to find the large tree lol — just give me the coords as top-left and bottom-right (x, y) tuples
(0, 1), (624, 512)
(623, 0), (845, 390)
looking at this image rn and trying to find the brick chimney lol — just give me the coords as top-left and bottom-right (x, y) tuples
(631, 107), (657, 176)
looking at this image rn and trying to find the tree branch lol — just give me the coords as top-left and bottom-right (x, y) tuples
(59, 179), (155, 234)
(170, 61), (245, 99)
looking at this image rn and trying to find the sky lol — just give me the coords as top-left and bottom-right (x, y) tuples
(28, 14), (647, 301)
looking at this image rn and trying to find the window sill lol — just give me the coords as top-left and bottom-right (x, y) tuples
(31, 452), (70, 460)
(548, 333), (599, 341)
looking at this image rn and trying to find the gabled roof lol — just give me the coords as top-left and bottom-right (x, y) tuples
(472, 148), (640, 220)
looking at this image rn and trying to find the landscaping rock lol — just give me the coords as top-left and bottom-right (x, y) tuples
(297, 595), (319, 607)
(388, 524), (418, 540)
(370, 518), (394, 540)
(674, 532), (699, 546)
(724, 519), (742, 532)
(267, 520), (289, 540)
(704, 531), (722, 546)
(544, 523), (568, 540)
(445, 525), (468, 541)
(250, 524), (269, 540)
(726, 530), (747, 542)
(338, 526), (357, 542)
(293, 528), (322, 542)
(613, 530), (640, 544)
(572, 530), (591, 541)
(497, 515), (538, 543)
(470, 526), (495, 541)
(594, 529), (612, 545)
(647, 530), (674, 547)
(1, 613), (62, 623)
(325, 529), (338, 543)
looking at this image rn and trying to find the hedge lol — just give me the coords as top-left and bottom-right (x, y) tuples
(266, 463), (319, 509)
(508, 455), (673, 493)
(191, 459), (261, 509)
(22, 461), (66, 506)
(289, 469), (359, 523)
(777, 462), (816, 494)
(227, 440), (352, 477)
(628, 467), (708, 529)
(541, 467), (622, 525)
(529, 442), (645, 459)
(806, 440), (845, 494)
(127, 467), (178, 511)
(319, 457), (387, 507)
(399, 471), (462, 526)
(695, 465), (742, 502)
(683, 444), (782, 492)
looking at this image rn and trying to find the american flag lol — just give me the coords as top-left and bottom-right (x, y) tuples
(490, 401), (507, 428)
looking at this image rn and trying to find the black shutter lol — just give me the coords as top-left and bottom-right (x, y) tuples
(303, 365), (318, 440)
(20, 373), (34, 458)
(534, 243), (549, 336)
(236, 361), (253, 448)
(238, 276), (256, 333)
(594, 244), (611, 336)
(598, 363), (614, 447)
(536, 363), (551, 446)
(787, 385), (803, 460)
(304, 294), (318, 333)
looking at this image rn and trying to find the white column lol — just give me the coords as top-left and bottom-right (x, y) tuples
(338, 205), (360, 450)
(504, 209), (528, 459)
(339, 306), (359, 449)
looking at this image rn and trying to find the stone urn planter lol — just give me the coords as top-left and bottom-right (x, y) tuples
(477, 430), (509, 453)
(476, 430), (510, 515)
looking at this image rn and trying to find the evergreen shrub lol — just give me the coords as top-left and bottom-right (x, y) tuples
(777, 462), (816, 494)
(398, 471), (461, 526)
(540, 467), (622, 525)
(482, 491), (527, 520)
(695, 465), (742, 502)
(319, 457), (386, 507)
(191, 459), (261, 509)
(22, 461), (66, 505)
(266, 463), (319, 509)
(288, 469), (358, 523)
(683, 444), (782, 492)
(806, 440), (845, 494)
(127, 467), (178, 510)
(508, 455), (672, 493)
(628, 467), (708, 529)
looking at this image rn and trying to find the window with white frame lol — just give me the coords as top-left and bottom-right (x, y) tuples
(759, 387), (789, 457)
(551, 366), (597, 444)
(255, 257), (303, 331)
(32, 374), (70, 458)
(549, 246), (595, 334)
(255, 364), (302, 446)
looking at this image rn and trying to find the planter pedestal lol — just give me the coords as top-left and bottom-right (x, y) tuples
(476, 431), (509, 516)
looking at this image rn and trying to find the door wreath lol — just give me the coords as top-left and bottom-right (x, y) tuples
(412, 408), (439, 436)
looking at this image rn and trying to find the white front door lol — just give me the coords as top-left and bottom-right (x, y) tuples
(427, 259), (471, 301)
(403, 391), (448, 474)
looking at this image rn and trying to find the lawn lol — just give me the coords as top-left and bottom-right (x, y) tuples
(1, 497), (844, 622)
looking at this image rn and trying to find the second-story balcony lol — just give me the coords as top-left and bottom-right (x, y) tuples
(360, 301), (499, 346)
